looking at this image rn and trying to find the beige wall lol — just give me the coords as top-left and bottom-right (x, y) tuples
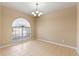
(77, 3), (79, 54)
(36, 6), (77, 47)
(0, 5), (35, 45)
(0, 5), (2, 45)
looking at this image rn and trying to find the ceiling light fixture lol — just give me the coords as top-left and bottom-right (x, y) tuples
(32, 3), (43, 17)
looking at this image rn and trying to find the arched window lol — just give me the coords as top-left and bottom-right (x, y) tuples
(12, 18), (31, 41)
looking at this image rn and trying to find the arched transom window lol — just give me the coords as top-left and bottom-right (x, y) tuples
(12, 18), (31, 41)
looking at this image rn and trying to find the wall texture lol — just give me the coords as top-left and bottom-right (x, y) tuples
(0, 5), (36, 45)
(36, 6), (77, 47)
(0, 5), (2, 45)
(77, 3), (79, 54)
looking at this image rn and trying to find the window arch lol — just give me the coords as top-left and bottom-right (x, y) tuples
(12, 18), (31, 41)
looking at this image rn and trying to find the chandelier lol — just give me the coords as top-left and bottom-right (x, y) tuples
(32, 3), (43, 17)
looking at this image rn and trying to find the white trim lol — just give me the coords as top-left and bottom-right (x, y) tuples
(38, 39), (77, 50)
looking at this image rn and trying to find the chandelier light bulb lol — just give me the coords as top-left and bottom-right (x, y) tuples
(36, 11), (39, 13)
(32, 12), (34, 14)
(38, 12), (43, 16)
(33, 14), (36, 16)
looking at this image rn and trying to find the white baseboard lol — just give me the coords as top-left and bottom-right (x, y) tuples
(38, 39), (77, 50)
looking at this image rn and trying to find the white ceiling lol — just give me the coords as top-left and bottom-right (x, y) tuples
(1, 2), (76, 16)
